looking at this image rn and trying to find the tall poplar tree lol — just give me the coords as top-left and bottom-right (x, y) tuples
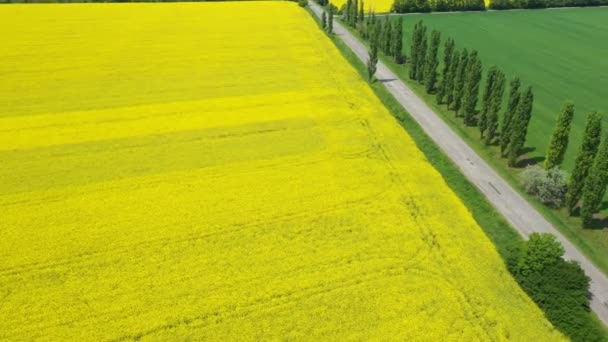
(359, 0), (364, 22)
(500, 77), (521, 156)
(365, 10), (375, 39)
(445, 50), (460, 110)
(566, 112), (603, 215)
(507, 86), (534, 166)
(581, 133), (608, 226)
(409, 21), (422, 80)
(379, 17), (386, 52)
(392, 17), (404, 63)
(322, 11), (327, 29)
(479, 66), (498, 137)
(415, 25), (428, 83)
(424, 30), (441, 94)
(484, 69), (505, 145)
(452, 48), (469, 116)
(345, 0), (352, 24)
(328, 6), (334, 33)
(544, 103), (575, 170)
(383, 16), (392, 55)
(462, 50), (482, 126)
(436, 38), (455, 104)
(367, 17), (380, 82)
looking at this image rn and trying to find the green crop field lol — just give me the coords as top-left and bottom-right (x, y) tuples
(394, 7), (608, 171)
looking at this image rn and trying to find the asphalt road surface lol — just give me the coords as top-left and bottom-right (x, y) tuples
(308, 0), (608, 326)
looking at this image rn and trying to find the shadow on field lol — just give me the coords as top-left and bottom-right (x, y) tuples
(516, 156), (545, 168)
(521, 146), (537, 155)
(514, 146), (544, 168)
(585, 216), (608, 230)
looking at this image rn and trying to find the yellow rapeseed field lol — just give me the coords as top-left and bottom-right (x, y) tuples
(0, 2), (560, 340)
(331, 0), (395, 12)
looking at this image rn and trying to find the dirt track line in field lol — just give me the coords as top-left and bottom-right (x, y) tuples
(308, 1), (608, 326)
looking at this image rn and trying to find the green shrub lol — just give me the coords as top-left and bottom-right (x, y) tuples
(521, 165), (568, 208)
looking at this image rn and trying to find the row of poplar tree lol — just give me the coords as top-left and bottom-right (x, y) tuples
(408, 21), (608, 226)
(329, 14), (534, 167)
(391, 0), (607, 13)
(409, 21), (534, 167)
(322, 10), (608, 226)
(563, 110), (608, 226)
(392, 0), (485, 13)
(322, 0), (406, 78)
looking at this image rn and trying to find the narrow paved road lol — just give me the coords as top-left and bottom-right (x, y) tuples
(308, 1), (608, 326)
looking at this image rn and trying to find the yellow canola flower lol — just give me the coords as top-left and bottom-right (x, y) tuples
(331, 0), (395, 12)
(0, 2), (561, 341)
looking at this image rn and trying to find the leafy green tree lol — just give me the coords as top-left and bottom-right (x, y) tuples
(392, 0), (431, 12)
(462, 50), (482, 126)
(490, 0), (510, 8)
(415, 25), (428, 82)
(500, 77), (521, 155)
(532, 260), (603, 341)
(392, 17), (404, 63)
(352, 0), (358, 26)
(513, 234), (602, 341)
(511, 232), (604, 342)
(434, 0), (449, 10)
(436, 38), (455, 104)
(424, 30), (441, 94)
(522, 258), (602, 341)
(516, 233), (564, 277)
(544, 103), (575, 170)
(484, 69), (505, 145)
(508, 86), (534, 166)
(581, 132), (608, 226)
(452, 48), (469, 115)
(565, 111), (602, 214)
(445, 49), (460, 110)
